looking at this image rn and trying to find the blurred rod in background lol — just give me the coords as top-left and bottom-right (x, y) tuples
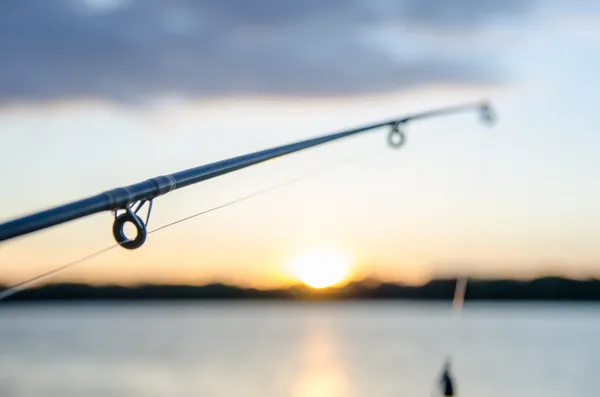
(0, 101), (495, 249)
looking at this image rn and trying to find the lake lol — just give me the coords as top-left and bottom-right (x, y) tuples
(1, 302), (598, 397)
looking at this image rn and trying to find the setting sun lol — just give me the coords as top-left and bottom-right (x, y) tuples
(286, 248), (353, 289)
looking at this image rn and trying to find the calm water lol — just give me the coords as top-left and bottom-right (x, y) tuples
(1, 302), (599, 397)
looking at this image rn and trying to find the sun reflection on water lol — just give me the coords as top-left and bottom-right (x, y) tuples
(291, 319), (352, 397)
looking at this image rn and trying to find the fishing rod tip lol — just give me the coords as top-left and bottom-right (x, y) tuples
(478, 100), (497, 126)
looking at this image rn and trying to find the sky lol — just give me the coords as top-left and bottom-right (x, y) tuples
(1, 0), (600, 288)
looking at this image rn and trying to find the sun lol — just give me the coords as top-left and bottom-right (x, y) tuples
(286, 248), (353, 289)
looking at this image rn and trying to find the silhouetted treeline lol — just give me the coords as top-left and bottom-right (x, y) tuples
(3, 277), (600, 302)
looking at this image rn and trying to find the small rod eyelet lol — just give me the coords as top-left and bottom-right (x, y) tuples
(112, 209), (147, 250)
(387, 123), (406, 149)
(479, 103), (496, 125)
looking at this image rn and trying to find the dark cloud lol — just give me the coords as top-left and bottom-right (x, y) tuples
(0, 0), (529, 103)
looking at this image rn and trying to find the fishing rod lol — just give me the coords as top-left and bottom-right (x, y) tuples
(0, 101), (495, 250)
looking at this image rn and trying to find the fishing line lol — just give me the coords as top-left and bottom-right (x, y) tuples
(0, 147), (380, 302)
(448, 276), (468, 359)
(431, 277), (468, 397)
(433, 110), (491, 396)
(0, 245), (119, 301)
(148, 147), (379, 235)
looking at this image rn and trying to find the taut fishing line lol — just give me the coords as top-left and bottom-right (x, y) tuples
(0, 245), (119, 301)
(0, 148), (380, 302)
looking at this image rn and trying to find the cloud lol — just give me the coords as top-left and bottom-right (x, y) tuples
(0, 0), (530, 103)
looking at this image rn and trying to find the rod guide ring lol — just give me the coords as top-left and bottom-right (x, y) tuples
(112, 208), (147, 250)
(387, 122), (406, 149)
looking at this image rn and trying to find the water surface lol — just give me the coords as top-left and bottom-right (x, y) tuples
(1, 302), (598, 397)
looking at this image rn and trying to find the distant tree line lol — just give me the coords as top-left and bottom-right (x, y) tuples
(3, 277), (600, 302)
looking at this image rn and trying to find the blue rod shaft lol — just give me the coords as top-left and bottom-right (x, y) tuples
(0, 102), (489, 243)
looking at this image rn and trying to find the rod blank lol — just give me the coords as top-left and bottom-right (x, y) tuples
(0, 101), (495, 247)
